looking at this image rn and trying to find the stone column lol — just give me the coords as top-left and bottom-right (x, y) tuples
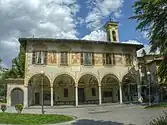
(7, 84), (11, 106)
(24, 86), (28, 108)
(75, 86), (78, 107)
(137, 84), (142, 100)
(137, 70), (142, 102)
(98, 85), (102, 105)
(51, 86), (53, 107)
(119, 83), (123, 104)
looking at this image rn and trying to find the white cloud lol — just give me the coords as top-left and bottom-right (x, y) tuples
(82, 30), (107, 41)
(85, 0), (124, 29)
(121, 40), (143, 45)
(142, 31), (149, 40)
(0, 0), (79, 68)
(82, 31), (143, 48)
(137, 45), (160, 57)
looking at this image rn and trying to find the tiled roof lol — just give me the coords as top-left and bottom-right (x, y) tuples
(19, 38), (143, 50)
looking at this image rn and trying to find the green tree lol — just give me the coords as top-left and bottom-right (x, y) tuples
(130, 0), (167, 83)
(6, 43), (25, 78)
(0, 59), (8, 99)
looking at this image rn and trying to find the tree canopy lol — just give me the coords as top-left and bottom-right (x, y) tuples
(130, 0), (167, 83)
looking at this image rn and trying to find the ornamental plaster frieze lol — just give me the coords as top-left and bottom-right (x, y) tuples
(56, 44), (71, 52)
(32, 42), (48, 51)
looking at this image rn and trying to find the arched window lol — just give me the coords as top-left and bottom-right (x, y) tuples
(112, 30), (117, 41)
(107, 31), (111, 41)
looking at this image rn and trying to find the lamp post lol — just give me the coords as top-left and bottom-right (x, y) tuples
(41, 70), (44, 114)
(147, 71), (151, 106)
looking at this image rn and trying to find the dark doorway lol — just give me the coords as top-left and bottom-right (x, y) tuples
(35, 93), (40, 105)
(78, 88), (85, 103)
(11, 88), (23, 106)
(118, 89), (120, 101)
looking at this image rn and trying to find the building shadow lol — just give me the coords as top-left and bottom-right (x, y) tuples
(71, 119), (135, 125)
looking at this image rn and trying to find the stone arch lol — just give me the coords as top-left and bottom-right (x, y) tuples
(53, 73), (76, 83)
(77, 74), (99, 104)
(53, 74), (75, 105)
(11, 88), (24, 106)
(122, 73), (136, 84)
(28, 73), (51, 106)
(121, 73), (137, 102)
(101, 74), (120, 103)
(101, 73), (119, 86)
(53, 74), (75, 87)
(77, 73), (99, 86)
(77, 74), (99, 87)
(27, 73), (52, 86)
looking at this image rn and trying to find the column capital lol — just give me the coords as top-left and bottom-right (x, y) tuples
(119, 82), (122, 86)
(75, 85), (78, 87)
(24, 85), (28, 88)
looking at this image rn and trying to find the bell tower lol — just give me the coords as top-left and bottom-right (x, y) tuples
(104, 21), (119, 42)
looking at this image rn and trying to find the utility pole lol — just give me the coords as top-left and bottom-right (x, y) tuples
(41, 71), (44, 114)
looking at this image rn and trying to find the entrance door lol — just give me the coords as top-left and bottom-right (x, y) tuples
(78, 88), (85, 103)
(11, 88), (23, 106)
(35, 93), (40, 105)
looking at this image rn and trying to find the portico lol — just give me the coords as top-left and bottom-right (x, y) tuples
(6, 21), (143, 107)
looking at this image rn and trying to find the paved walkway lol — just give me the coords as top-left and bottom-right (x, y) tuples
(3, 104), (167, 125)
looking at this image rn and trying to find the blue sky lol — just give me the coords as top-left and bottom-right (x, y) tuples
(0, 0), (149, 68)
(76, 0), (148, 44)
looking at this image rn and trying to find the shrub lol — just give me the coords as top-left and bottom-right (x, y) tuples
(1, 105), (7, 112)
(149, 112), (167, 125)
(15, 104), (23, 113)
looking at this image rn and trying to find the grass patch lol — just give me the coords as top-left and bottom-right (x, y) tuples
(0, 112), (73, 125)
(145, 103), (167, 109)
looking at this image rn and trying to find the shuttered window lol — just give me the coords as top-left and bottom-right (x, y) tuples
(32, 52), (36, 64)
(125, 54), (133, 65)
(64, 88), (68, 97)
(80, 53), (83, 65)
(81, 52), (94, 66)
(91, 88), (96, 96)
(103, 53), (116, 65)
(32, 51), (47, 65)
(60, 52), (68, 66)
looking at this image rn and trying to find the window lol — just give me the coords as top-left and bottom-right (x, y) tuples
(107, 31), (111, 41)
(64, 88), (68, 97)
(103, 91), (112, 97)
(112, 30), (117, 41)
(125, 54), (133, 65)
(91, 88), (96, 96)
(43, 92), (51, 100)
(60, 52), (68, 66)
(81, 52), (94, 66)
(32, 51), (47, 65)
(103, 53), (115, 65)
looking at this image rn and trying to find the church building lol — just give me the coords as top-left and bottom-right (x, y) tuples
(6, 21), (143, 107)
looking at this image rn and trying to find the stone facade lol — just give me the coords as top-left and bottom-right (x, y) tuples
(7, 21), (143, 107)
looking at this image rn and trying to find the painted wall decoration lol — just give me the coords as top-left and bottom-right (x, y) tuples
(94, 54), (103, 65)
(47, 52), (57, 64)
(115, 54), (123, 64)
(71, 53), (80, 64)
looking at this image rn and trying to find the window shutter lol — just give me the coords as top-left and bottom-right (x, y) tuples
(103, 54), (106, 65)
(113, 54), (116, 65)
(44, 51), (48, 65)
(32, 51), (36, 64)
(92, 53), (94, 65)
(130, 55), (133, 65)
(81, 53), (83, 65)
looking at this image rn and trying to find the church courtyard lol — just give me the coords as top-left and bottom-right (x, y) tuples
(4, 104), (167, 125)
